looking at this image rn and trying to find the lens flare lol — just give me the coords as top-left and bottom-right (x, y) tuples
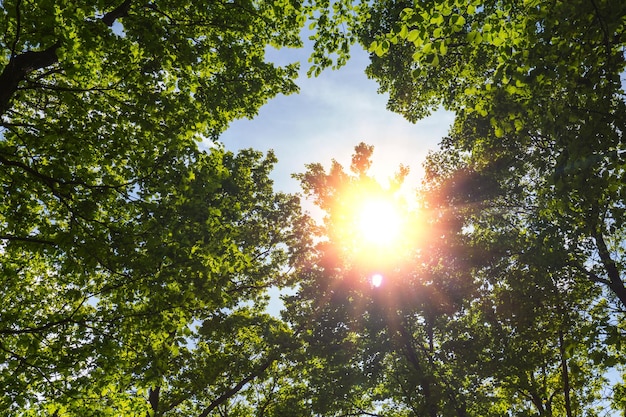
(371, 273), (383, 287)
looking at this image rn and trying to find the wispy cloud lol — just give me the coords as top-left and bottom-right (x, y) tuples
(217, 47), (454, 195)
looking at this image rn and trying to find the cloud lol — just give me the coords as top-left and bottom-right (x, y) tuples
(217, 47), (454, 195)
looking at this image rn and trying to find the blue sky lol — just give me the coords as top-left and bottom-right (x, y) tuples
(217, 45), (454, 201)
(215, 44), (455, 315)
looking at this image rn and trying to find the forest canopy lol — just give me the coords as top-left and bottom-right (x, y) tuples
(1, 0), (625, 416)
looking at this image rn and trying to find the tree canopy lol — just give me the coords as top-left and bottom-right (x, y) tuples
(284, 143), (618, 416)
(296, 0), (626, 414)
(310, 0), (626, 306)
(2, 0), (626, 415)
(0, 0), (312, 415)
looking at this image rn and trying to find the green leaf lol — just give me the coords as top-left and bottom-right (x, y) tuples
(399, 24), (409, 39)
(407, 29), (420, 43)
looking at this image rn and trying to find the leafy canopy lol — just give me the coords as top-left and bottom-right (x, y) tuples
(300, 0), (626, 414)
(308, 0), (626, 307)
(0, 0), (315, 415)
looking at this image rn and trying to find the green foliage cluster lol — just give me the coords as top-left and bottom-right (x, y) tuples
(290, 142), (622, 416)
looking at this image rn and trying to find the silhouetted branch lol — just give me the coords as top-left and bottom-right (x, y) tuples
(102, 0), (132, 27)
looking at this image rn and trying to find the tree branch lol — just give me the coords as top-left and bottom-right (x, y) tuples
(0, 151), (134, 193)
(337, 411), (383, 417)
(0, 234), (57, 246)
(592, 229), (626, 307)
(0, 297), (87, 336)
(568, 260), (611, 286)
(9, 0), (23, 59)
(0, 41), (60, 116)
(102, 0), (133, 27)
(0, 0), (134, 116)
(196, 356), (276, 417)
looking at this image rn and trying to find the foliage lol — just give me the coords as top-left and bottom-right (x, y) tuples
(424, 129), (624, 415)
(4, 0), (626, 415)
(0, 0), (314, 415)
(1, 144), (311, 415)
(306, 0), (626, 411)
(285, 142), (621, 416)
(0, 0), (303, 131)
(312, 0), (626, 306)
(287, 144), (492, 416)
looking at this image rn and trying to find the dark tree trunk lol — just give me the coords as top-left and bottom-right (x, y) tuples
(558, 329), (573, 417)
(391, 315), (438, 417)
(148, 386), (161, 417)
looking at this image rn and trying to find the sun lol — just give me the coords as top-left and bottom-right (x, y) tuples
(345, 194), (410, 286)
(357, 198), (403, 246)
(331, 185), (416, 273)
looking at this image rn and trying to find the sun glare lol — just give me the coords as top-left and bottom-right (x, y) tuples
(357, 198), (402, 246)
(333, 186), (416, 276)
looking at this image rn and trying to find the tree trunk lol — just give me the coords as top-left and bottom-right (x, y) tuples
(593, 229), (626, 307)
(148, 386), (161, 417)
(558, 329), (573, 417)
(392, 315), (438, 417)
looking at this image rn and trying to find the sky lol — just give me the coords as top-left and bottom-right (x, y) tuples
(215, 44), (455, 204)
(212, 44), (455, 315)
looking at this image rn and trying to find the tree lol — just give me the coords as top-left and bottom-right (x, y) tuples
(308, 0), (626, 408)
(284, 144), (513, 416)
(421, 130), (621, 415)
(1, 145), (311, 415)
(0, 0), (302, 127)
(0, 1), (316, 414)
(0, 0), (305, 275)
(284, 142), (619, 416)
(309, 0), (626, 307)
